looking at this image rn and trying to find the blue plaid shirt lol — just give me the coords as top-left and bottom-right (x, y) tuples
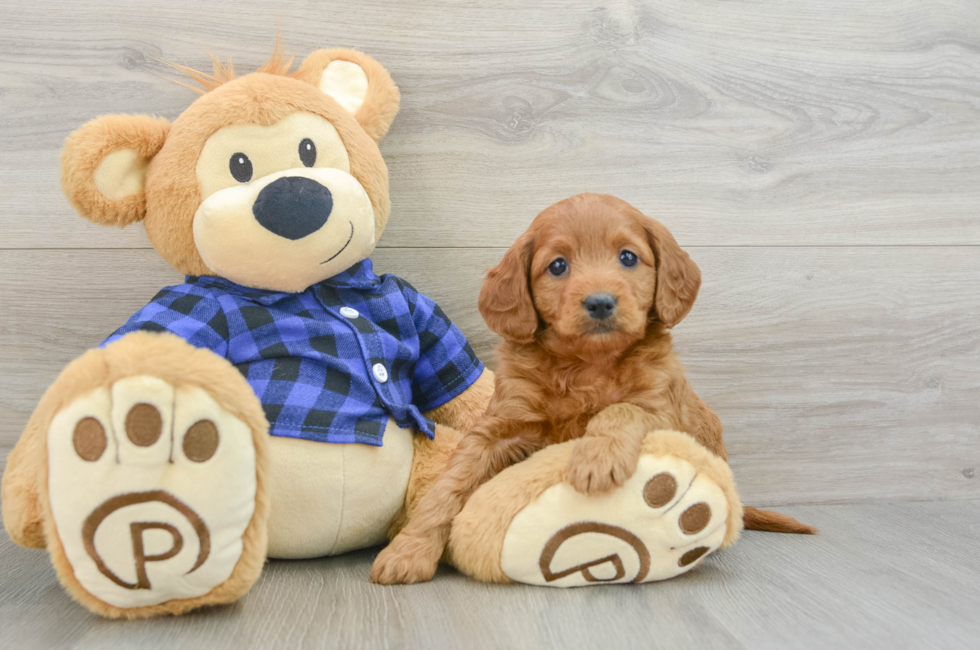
(103, 260), (484, 446)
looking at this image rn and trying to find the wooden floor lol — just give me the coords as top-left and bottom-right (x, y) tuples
(0, 0), (978, 647)
(3, 501), (979, 649)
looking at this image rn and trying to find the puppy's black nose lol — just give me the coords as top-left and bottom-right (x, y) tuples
(583, 293), (617, 320)
(252, 176), (333, 240)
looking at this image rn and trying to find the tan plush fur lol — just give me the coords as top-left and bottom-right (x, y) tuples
(60, 114), (170, 227)
(449, 429), (742, 583)
(60, 46), (399, 278)
(372, 193), (811, 585)
(388, 425), (463, 540)
(1, 408), (47, 549)
(293, 49), (401, 143)
(8, 45), (498, 616)
(410, 370), (496, 523)
(388, 369), (495, 539)
(2, 332), (270, 618)
(146, 71), (392, 277)
(423, 369), (495, 434)
(167, 44), (400, 143)
(164, 37), (298, 94)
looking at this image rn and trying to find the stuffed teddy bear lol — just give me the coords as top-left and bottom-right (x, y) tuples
(1, 45), (744, 619)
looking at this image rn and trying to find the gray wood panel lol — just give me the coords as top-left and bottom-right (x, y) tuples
(2, 0), (979, 644)
(1, 247), (977, 506)
(2, 0), (980, 249)
(2, 501), (978, 649)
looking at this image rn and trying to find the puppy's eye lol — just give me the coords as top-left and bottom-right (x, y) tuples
(229, 153), (253, 183)
(619, 250), (638, 268)
(299, 138), (317, 167)
(548, 258), (568, 276)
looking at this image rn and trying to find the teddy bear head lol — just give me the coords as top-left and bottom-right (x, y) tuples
(61, 46), (400, 292)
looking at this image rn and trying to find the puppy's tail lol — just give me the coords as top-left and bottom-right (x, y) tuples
(743, 506), (818, 534)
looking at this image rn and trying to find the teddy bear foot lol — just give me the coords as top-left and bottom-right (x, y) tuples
(23, 333), (271, 617)
(450, 430), (743, 587)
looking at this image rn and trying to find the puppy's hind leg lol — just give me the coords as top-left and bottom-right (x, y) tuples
(371, 418), (542, 585)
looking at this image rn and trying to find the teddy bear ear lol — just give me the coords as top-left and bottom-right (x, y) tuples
(61, 114), (170, 227)
(294, 49), (401, 142)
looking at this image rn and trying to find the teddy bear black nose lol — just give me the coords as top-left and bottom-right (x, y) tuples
(252, 176), (333, 240)
(583, 293), (617, 320)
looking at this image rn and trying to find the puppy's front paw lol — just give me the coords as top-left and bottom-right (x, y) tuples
(566, 439), (638, 495)
(370, 533), (442, 585)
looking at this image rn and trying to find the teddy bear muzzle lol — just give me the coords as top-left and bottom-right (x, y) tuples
(192, 166), (377, 292)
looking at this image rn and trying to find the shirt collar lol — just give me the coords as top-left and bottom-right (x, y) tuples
(321, 259), (381, 289)
(186, 259), (381, 305)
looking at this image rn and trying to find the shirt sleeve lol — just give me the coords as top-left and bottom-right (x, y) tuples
(401, 281), (485, 413)
(101, 283), (230, 356)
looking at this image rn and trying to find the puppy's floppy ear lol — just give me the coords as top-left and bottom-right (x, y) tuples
(479, 229), (538, 343)
(294, 49), (400, 142)
(642, 214), (701, 328)
(61, 114), (170, 227)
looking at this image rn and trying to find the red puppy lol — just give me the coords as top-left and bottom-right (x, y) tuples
(372, 193), (813, 585)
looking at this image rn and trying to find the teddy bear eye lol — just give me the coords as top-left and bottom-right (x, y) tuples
(299, 138), (317, 167)
(229, 153), (253, 183)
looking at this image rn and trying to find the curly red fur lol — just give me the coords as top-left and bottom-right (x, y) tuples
(371, 193), (812, 585)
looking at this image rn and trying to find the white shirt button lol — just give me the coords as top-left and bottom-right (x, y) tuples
(372, 363), (389, 383)
(339, 306), (359, 319)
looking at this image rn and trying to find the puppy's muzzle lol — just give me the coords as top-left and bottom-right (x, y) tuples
(583, 293), (617, 320)
(252, 176), (333, 240)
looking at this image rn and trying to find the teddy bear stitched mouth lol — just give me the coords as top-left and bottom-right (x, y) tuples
(321, 221), (355, 264)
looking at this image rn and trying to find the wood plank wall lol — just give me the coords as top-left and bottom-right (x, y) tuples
(1, 0), (978, 506)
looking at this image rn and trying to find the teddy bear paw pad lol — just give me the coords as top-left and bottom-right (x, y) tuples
(500, 453), (731, 587)
(46, 375), (257, 609)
